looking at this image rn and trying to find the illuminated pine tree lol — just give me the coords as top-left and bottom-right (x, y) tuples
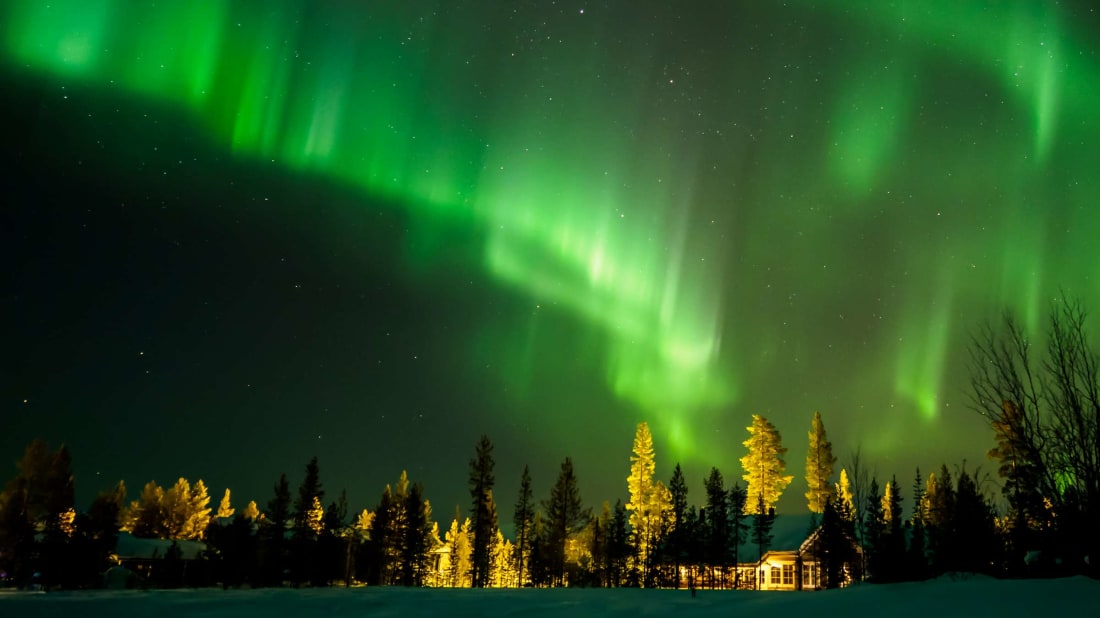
(306, 495), (325, 535)
(216, 488), (235, 519)
(447, 517), (473, 587)
(185, 479), (212, 540)
(626, 421), (661, 583)
(740, 415), (793, 514)
(489, 528), (515, 587)
(835, 469), (855, 517)
(242, 500), (260, 521)
(162, 478), (192, 538)
(294, 456), (324, 535)
(804, 411), (837, 513)
(128, 480), (166, 537)
(355, 508), (374, 539)
(882, 481), (896, 522)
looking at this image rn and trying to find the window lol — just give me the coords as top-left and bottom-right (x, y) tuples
(770, 567), (780, 585)
(802, 563), (817, 588)
(782, 564), (794, 585)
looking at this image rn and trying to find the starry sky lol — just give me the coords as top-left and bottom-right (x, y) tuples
(3, 0), (1099, 519)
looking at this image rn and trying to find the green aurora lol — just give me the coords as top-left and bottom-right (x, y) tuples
(4, 1), (1099, 509)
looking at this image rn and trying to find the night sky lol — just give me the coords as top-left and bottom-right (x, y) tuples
(3, 1), (1099, 519)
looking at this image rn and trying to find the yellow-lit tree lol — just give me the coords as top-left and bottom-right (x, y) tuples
(306, 495), (325, 535)
(882, 481), (896, 522)
(626, 421), (669, 584)
(444, 516), (473, 586)
(185, 480), (212, 540)
(804, 411), (837, 513)
(216, 488), (234, 519)
(740, 415), (793, 514)
(242, 500), (260, 521)
(835, 469), (854, 512)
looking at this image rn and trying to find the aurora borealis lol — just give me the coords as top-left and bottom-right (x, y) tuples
(3, 1), (1099, 515)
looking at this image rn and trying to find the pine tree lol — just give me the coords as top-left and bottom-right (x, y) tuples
(543, 457), (589, 586)
(908, 468), (927, 579)
(740, 415), (794, 513)
(590, 502), (611, 587)
(185, 479), (212, 540)
(217, 488), (235, 519)
(703, 468), (730, 588)
(294, 456), (324, 536)
(750, 493), (774, 572)
(953, 466), (998, 574)
(649, 480), (673, 586)
(926, 466), (955, 574)
(447, 516), (473, 586)
(728, 483), (748, 586)
(626, 421), (659, 583)
(513, 465), (534, 586)
(129, 480), (167, 538)
(835, 469), (855, 521)
(609, 500), (630, 587)
(400, 482), (432, 586)
(490, 528), (515, 587)
(879, 476), (905, 581)
(864, 478), (885, 580)
(805, 411), (837, 513)
(260, 473), (291, 586)
(668, 464), (689, 584)
(162, 478), (192, 539)
(468, 435), (496, 588)
(242, 500), (260, 521)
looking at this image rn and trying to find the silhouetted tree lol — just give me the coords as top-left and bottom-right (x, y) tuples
(259, 473), (291, 586)
(750, 493), (774, 574)
(468, 435), (496, 588)
(513, 465), (534, 586)
(728, 483), (748, 587)
(703, 468), (730, 588)
(543, 457), (589, 586)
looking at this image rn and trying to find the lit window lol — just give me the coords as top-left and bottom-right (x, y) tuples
(802, 563), (816, 588)
(770, 566), (780, 585)
(782, 564), (794, 585)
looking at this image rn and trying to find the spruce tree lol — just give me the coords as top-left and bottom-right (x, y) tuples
(162, 478), (192, 539)
(543, 457), (589, 586)
(468, 435), (496, 588)
(609, 500), (630, 587)
(130, 480), (167, 538)
(260, 473), (291, 586)
(294, 456), (324, 536)
(740, 415), (794, 513)
(908, 467), (927, 579)
(513, 465), (534, 586)
(804, 411), (837, 513)
(863, 478), (884, 580)
(668, 464), (688, 585)
(750, 493), (774, 569)
(626, 421), (659, 583)
(186, 479), (212, 540)
(728, 483), (748, 586)
(879, 476), (905, 581)
(400, 482), (433, 586)
(703, 468), (730, 588)
(291, 457), (324, 585)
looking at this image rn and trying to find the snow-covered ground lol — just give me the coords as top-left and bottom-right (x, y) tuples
(2, 576), (1096, 617)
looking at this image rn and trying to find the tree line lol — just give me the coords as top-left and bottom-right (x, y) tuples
(1, 298), (1097, 589)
